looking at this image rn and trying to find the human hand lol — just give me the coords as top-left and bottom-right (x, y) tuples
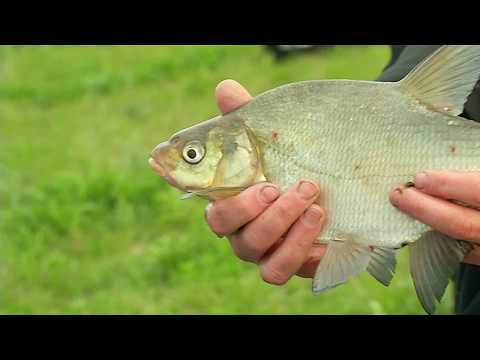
(205, 79), (327, 285)
(390, 171), (480, 265)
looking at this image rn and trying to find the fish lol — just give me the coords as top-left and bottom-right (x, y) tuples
(149, 45), (480, 314)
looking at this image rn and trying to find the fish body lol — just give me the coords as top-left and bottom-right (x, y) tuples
(236, 79), (480, 248)
(150, 45), (480, 314)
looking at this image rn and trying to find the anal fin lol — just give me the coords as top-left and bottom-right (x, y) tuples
(313, 240), (371, 294)
(367, 247), (397, 287)
(409, 231), (473, 315)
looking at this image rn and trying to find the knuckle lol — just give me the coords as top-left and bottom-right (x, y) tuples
(260, 265), (289, 285)
(275, 200), (298, 220)
(237, 252), (257, 263)
(455, 218), (480, 241)
(208, 199), (248, 236)
(207, 208), (228, 235)
(242, 241), (264, 262)
(402, 192), (425, 214)
(251, 216), (284, 248)
(237, 195), (260, 218)
(429, 174), (445, 192)
(208, 194), (263, 236)
(232, 246), (252, 263)
(471, 191), (480, 206)
(294, 232), (316, 250)
(230, 233), (263, 263)
(230, 238), (251, 262)
(465, 247), (480, 265)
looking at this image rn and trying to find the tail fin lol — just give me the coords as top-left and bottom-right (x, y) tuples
(409, 231), (472, 315)
(399, 45), (480, 116)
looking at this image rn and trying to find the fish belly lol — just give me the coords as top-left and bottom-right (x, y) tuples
(241, 80), (480, 248)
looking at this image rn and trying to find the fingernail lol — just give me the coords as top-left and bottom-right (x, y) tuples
(205, 202), (224, 238)
(389, 188), (403, 205)
(301, 205), (323, 228)
(297, 180), (319, 200)
(204, 202), (213, 220)
(415, 172), (428, 190)
(259, 185), (279, 204)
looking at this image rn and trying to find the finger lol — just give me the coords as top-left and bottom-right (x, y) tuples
(295, 245), (327, 278)
(231, 180), (320, 263)
(205, 183), (280, 237)
(390, 187), (480, 244)
(259, 205), (326, 285)
(414, 171), (480, 207)
(215, 79), (253, 114)
(464, 246), (480, 265)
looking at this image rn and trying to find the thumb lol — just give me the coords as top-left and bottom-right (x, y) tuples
(215, 79), (253, 114)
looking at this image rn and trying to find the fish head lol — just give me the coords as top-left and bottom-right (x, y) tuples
(149, 114), (264, 200)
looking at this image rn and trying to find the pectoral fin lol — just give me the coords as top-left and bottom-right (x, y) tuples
(312, 240), (372, 294)
(182, 181), (269, 201)
(188, 187), (247, 200)
(180, 187), (247, 200)
(180, 192), (197, 200)
(409, 231), (473, 315)
(399, 45), (480, 116)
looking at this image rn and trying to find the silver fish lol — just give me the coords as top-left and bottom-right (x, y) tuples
(150, 45), (480, 314)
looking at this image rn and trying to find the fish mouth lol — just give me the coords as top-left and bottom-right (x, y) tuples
(148, 157), (180, 189)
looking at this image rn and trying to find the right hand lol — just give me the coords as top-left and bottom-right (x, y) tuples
(205, 80), (328, 285)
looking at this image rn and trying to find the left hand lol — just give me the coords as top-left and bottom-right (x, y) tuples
(205, 80), (327, 284)
(389, 171), (480, 265)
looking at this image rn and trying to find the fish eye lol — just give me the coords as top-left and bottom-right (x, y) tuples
(182, 141), (205, 164)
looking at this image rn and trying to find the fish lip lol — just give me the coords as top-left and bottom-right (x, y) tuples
(148, 157), (166, 176)
(148, 157), (180, 189)
(148, 157), (203, 196)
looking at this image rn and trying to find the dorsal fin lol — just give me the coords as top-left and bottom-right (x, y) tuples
(399, 45), (480, 116)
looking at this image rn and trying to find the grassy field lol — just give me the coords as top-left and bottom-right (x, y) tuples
(0, 45), (454, 314)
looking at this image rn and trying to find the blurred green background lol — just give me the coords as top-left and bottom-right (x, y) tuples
(0, 45), (454, 314)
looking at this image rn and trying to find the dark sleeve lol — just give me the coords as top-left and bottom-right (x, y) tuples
(377, 45), (480, 314)
(377, 45), (480, 121)
(455, 264), (480, 314)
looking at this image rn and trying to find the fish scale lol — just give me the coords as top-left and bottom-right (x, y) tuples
(238, 81), (442, 247)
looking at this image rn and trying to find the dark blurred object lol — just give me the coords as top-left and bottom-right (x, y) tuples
(384, 45), (407, 69)
(266, 45), (409, 64)
(265, 45), (334, 61)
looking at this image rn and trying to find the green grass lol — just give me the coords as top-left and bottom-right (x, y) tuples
(0, 45), (454, 314)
